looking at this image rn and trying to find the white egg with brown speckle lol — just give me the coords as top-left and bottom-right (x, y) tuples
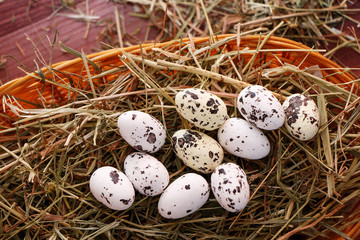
(124, 152), (169, 196)
(172, 129), (224, 174)
(211, 163), (250, 213)
(89, 166), (135, 210)
(218, 118), (270, 160)
(282, 94), (319, 141)
(117, 111), (166, 153)
(158, 173), (210, 219)
(237, 85), (284, 130)
(175, 88), (228, 130)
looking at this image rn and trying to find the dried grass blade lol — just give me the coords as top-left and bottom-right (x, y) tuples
(81, 50), (97, 98)
(83, 221), (122, 239)
(0, 197), (25, 221)
(155, 58), (285, 100)
(152, 47), (191, 61)
(341, 100), (360, 136)
(280, 130), (333, 171)
(319, 222), (353, 240)
(59, 42), (101, 73)
(114, 5), (124, 48)
(300, 72), (356, 102)
(191, 27), (266, 56)
(271, 170), (318, 240)
(318, 92), (335, 197)
(120, 51), (175, 105)
(242, 21), (285, 75)
(199, 0), (215, 44)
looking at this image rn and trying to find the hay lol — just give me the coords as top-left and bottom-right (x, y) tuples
(1, 1), (360, 239)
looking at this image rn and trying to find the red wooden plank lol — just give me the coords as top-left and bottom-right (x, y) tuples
(0, 0), (157, 83)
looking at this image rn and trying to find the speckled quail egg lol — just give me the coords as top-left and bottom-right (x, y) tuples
(211, 163), (250, 213)
(282, 93), (320, 141)
(171, 129), (224, 174)
(158, 173), (210, 219)
(89, 166), (135, 210)
(124, 152), (169, 196)
(237, 85), (284, 130)
(218, 118), (270, 160)
(175, 88), (228, 130)
(117, 111), (166, 153)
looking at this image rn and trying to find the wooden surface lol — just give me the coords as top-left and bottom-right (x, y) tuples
(0, 0), (359, 83)
(0, 0), (157, 83)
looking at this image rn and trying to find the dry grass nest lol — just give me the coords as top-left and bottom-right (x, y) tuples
(0, 30), (360, 239)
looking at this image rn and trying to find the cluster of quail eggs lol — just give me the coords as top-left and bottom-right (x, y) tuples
(89, 85), (320, 219)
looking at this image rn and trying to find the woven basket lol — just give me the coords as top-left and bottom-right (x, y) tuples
(0, 34), (359, 239)
(0, 34), (356, 127)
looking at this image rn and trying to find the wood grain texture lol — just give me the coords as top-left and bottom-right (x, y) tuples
(0, 0), (157, 83)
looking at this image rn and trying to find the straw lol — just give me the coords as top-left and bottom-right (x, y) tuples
(0, 1), (360, 239)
